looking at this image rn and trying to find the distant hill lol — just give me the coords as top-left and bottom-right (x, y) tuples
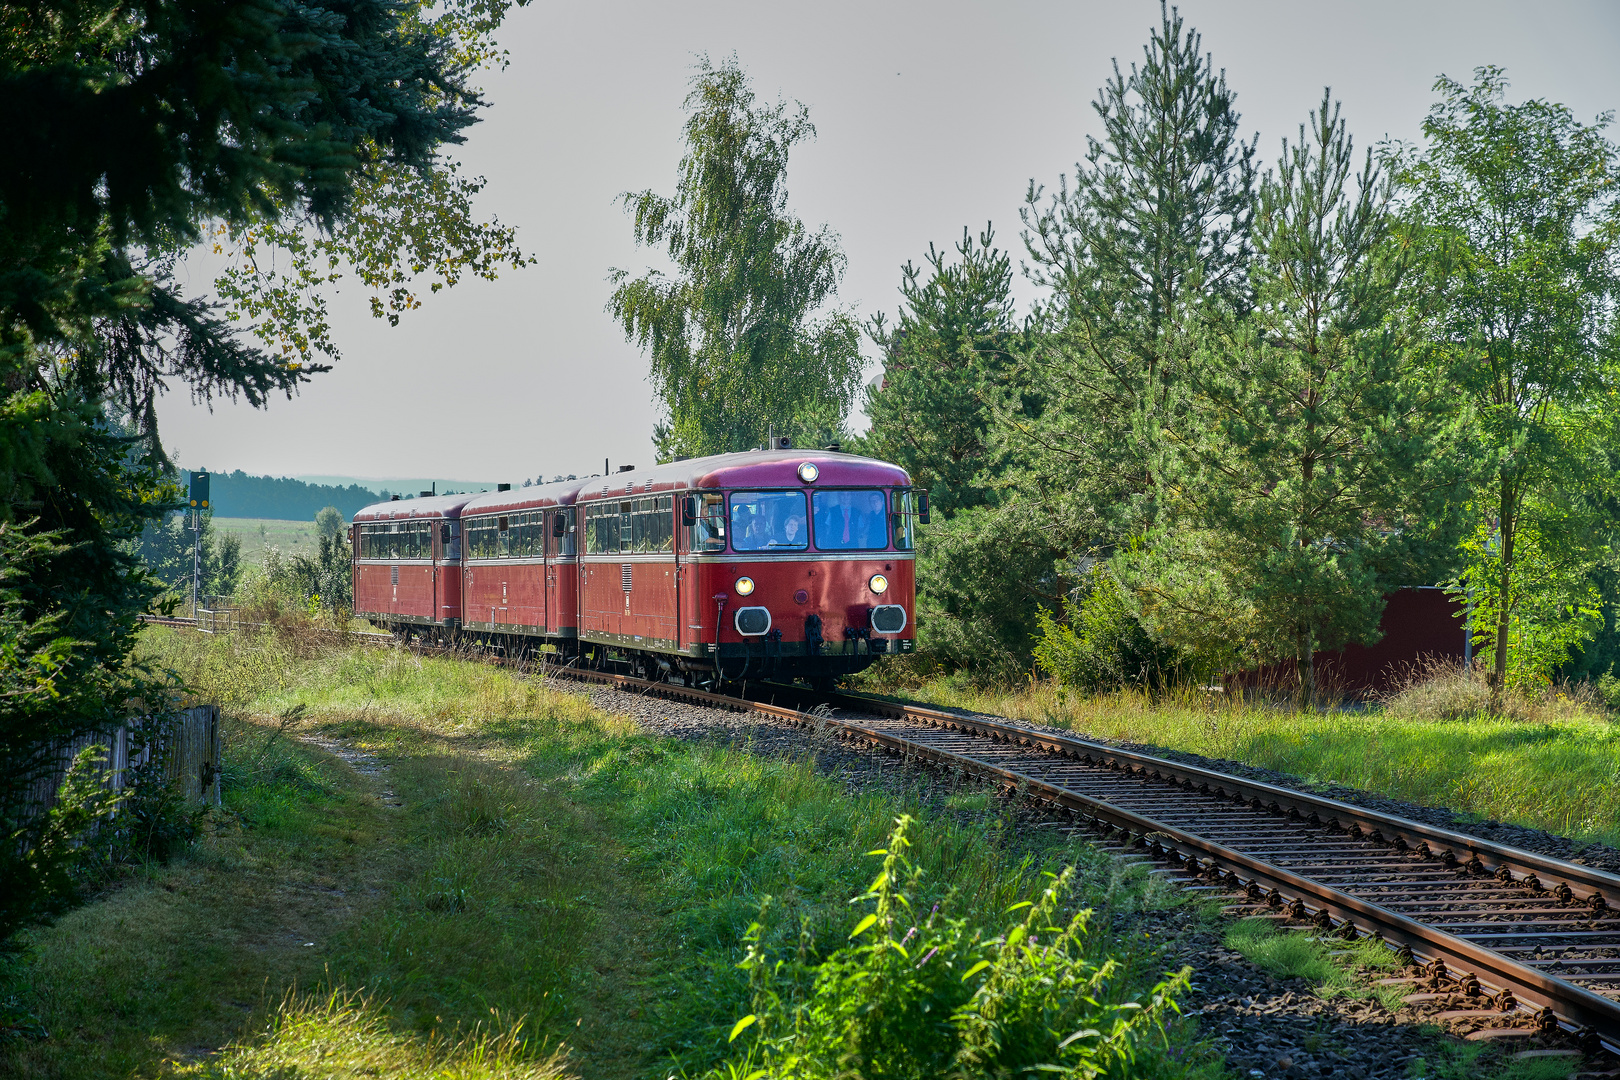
(200, 472), (509, 521)
(203, 471), (393, 521)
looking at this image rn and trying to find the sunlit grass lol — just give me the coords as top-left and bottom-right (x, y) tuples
(179, 988), (574, 1080)
(0, 627), (1221, 1079)
(864, 675), (1620, 849)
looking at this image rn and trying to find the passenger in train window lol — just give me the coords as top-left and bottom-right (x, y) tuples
(812, 490), (889, 551)
(731, 491), (808, 551)
(693, 492), (726, 552)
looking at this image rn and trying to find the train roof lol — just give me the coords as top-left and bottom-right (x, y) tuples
(453, 449), (912, 519)
(351, 491), (482, 523)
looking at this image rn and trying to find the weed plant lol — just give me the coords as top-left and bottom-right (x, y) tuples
(714, 815), (1193, 1079)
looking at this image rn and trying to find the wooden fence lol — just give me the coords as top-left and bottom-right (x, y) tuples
(22, 705), (222, 820)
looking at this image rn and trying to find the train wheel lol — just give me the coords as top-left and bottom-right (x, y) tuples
(809, 675), (838, 693)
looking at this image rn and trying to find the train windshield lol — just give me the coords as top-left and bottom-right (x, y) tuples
(811, 489), (889, 551)
(730, 491), (808, 551)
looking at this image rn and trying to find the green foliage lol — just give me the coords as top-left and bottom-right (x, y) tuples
(315, 506), (345, 542)
(133, 509), (242, 603)
(1139, 92), (1466, 701)
(861, 226), (1032, 516)
(203, 471), (394, 520)
(609, 56), (864, 459)
(909, 503), (1069, 683)
(714, 817), (1193, 1079)
(1016, 2), (1257, 545)
(1397, 66), (1620, 695)
(245, 530), (354, 614)
(1034, 567), (1185, 692)
(1454, 513), (1604, 687)
(0, 0), (521, 946)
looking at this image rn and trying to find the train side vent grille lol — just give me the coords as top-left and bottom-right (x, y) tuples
(622, 564), (634, 591)
(391, 565), (399, 586)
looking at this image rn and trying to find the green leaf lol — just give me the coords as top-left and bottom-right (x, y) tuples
(849, 913), (878, 938)
(865, 848), (888, 856)
(1058, 1029), (1101, 1048)
(1005, 900), (1032, 912)
(960, 960), (991, 981)
(728, 1015), (757, 1042)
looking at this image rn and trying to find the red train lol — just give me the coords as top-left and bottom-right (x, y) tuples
(350, 446), (925, 687)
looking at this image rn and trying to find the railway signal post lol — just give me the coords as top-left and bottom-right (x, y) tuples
(187, 470), (210, 620)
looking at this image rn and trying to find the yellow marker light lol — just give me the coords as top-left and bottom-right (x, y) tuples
(735, 576), (755, 596)
(797, 461), (819, 483)
(869, 574), (889, 594)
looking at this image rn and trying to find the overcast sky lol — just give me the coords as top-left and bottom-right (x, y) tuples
(159, 0), (1620, 486)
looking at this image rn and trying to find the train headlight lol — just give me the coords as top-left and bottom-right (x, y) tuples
(735, 576), (755, 597)
(797, 461), (819, 483)
(869, 574), (889, 594)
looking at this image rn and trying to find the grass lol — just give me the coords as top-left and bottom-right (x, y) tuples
(210, 517), (323, 566)
(857, 674), (1620, 849)
(0, 627), (1223, 1078)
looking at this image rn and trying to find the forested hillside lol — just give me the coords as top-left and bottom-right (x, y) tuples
(204, 471), (392, 520)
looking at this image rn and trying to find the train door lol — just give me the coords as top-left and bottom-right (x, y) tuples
(679, 492), (726, 652)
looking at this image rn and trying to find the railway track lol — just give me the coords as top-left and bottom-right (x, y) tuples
(140, 615), (1620, 1058)
(554, 665), (1620, 1059)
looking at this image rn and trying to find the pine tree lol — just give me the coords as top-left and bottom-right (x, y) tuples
(608, 56), (864, 459)
(861, 226), (1030, 516)
(1136, 92), (1466, 702)
(1017, 2), (1256, 545)
(0, 0), (508, 941)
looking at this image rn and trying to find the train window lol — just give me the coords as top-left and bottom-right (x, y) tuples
(626, 496), (673, 554)
(555, 509), (578, 557)
(811, 490), (890, 551)
(730, 491), (808, 552)
(688, 492), (725, 552)
(585, 503), (620, 554)
(464, 517), (488, 559)
(891, 490), (916, 551)
(443, 521), (460, 560)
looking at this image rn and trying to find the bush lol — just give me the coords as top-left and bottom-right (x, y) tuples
(1034, 567), (1185, 693)
(713, 817), (1192, 1080)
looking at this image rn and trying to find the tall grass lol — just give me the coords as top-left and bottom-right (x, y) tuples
(182, 988), (574, 1080)
(865, 674), (1620, 849)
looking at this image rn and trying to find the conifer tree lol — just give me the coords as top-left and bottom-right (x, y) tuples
(0, 0), (522, 941)
(861, 226), (1030, 516)
(1017, 2), (1256, 545)
(1136, 93), (1465, 702)
(609, 56), (864, 459)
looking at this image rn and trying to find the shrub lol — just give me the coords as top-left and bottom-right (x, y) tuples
(1034, 568), (1185, 693)
(713, 816), (1192, 1080)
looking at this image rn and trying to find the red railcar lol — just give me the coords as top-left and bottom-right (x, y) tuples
(351, 448), (922, 686)
(458, 482), (582, 642)
(352, 493), (478, 629)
